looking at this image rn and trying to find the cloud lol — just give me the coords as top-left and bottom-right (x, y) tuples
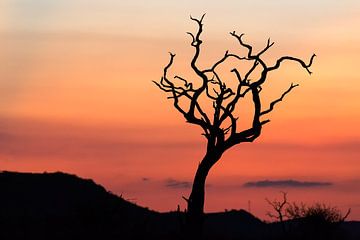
(165, 179), (191, 189)
(243, 180), (333, 188)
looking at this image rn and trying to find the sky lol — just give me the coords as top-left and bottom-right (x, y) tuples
(0, 0), (359, 220)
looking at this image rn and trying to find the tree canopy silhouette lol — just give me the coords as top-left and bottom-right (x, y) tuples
(154, 14), (315, 238)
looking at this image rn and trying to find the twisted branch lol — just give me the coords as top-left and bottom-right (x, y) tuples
(261, 83), (299, 116)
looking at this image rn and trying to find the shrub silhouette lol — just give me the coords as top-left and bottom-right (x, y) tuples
(266, 193), (351, 240)
(287, 202), (350, 240)
(286, 202), (350, 224)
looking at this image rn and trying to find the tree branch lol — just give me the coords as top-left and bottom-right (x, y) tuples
(258, 38), (275, 56)
(260, 83), (299, 116)
(203, 51), (246, 74)
(268, 54), (316, 75)
(154, 53), (187, 115)
(188, 14), (207, 80)
(154, 53), (211, 135)
(230, 32), (254, 57)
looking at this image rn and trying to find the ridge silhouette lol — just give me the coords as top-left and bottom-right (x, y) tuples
(0, 171), (359, 240)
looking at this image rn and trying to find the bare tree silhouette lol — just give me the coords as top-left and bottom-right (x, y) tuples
(266, 191), (289, 233)
(154, 14), (315, 238)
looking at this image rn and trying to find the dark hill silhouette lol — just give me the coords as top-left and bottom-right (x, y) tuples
(0, 171), (156, 240)
(0, 171), (359, 240)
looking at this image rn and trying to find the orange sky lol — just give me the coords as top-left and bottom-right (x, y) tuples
(0, 1), (359, 220)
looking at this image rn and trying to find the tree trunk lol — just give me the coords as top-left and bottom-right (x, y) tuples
(184, 151), (222, 239)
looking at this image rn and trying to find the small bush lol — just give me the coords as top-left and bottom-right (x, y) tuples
(286, 202), (350, 224)
(266, 193), (351, 239)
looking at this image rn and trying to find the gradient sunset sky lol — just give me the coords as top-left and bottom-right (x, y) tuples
(0, 0), (359, 220)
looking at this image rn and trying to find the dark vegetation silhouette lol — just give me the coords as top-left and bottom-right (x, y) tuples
(154, 14), (315, 238)
(266, 191), (289, 233)
(0, 171), (359, 240)
(266, 192), (352, 240)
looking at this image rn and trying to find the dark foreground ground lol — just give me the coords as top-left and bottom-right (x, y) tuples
(0, 171), (359, 240)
